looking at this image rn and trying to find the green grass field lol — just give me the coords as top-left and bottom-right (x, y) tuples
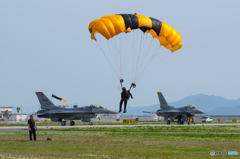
(45, 125), (240, 133)
(0, 126), (239, 158)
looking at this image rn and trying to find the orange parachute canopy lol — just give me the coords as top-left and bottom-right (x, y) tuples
(88, 14), (182, 52)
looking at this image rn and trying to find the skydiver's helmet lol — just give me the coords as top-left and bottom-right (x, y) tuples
(122, 87), (126, 91)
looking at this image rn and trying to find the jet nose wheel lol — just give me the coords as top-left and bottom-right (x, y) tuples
(61, 121), (66, 126)
(70, 120), (75, 126)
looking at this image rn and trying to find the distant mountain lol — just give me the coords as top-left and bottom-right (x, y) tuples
(206, 105), (240, 115)
(169, 94), (240, 112)
(117, 94), (240, 115)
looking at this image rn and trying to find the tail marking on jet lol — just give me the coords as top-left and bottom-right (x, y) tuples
(35, 92), (59, 110)
(157, 92), (173, 109)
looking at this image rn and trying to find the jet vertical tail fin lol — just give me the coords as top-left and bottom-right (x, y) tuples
(35, 92), (59, 110)
(157, 92), (173, 109)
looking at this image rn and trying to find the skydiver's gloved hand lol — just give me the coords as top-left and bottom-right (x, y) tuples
(120, 79), (124, 83)
(132, 83), (136, 88)
(120, 79), (124, 89)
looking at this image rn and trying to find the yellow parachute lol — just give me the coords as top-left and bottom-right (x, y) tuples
(88, 14), (182, 85)
(89, 14), (182, 52)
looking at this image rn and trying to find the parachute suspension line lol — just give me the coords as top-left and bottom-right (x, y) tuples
(133, 31), (144, 83)
(121, 33), (127, 79)
(140, 43), (163, 71)
(134, 33), (156, 82)
(139, 34), (155, 74)
(132, 31), (139, 83)
(133, 30), (145, 83)
(132, 31), (143, 82)
(137, 51), (171, 82)
(112, 36), (123, 77)
(119, 34), (123, 79)
(139, 46), (162, 76)
(135, 34), (155, 81)
(131, 31), (135, 80)
(121, 33), (127, 78)
(108, 39), (120, 77)
(147, 44), (163, 63)
(122, 32), (132, 78)
(110, 33), (125, 79)
(136, 49), (171, 83)
(135, 42), (163, 83)
(96, 41), (120, 79)
(112, 35), (121, 78)
(111, 34), (122, 78)
(109, 32), (130, 80)
(132, 30), (135, 83)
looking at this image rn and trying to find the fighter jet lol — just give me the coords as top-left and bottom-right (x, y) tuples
(35, 92), (117, 125)
(143, 92), (204, 124)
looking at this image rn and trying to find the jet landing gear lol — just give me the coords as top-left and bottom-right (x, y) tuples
(167, 119), (185, 125)
(177, 119), (184, 125)
(61, 120), (75, 126)
(61, 121), (66, 126)
(70, 120), (75, 126)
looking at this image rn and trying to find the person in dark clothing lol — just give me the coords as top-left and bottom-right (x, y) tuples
(28, 114), (37, 141)
(119, 87), (133, 113)
(177, 113), (182, 124)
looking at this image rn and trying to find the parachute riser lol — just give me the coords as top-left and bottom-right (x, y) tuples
(129, 82), (136, 90)
(120, 79), (135, 91)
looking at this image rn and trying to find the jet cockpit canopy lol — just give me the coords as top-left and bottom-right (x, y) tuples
(90, 104), (104, 108)
(185, 104), (196, 108)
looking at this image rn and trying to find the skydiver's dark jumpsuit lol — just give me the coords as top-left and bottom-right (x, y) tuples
(119, 90), (133, 112)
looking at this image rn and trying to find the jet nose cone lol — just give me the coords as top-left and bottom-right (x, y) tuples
(106, 109), (118, 114)
(195, 109), (204, 114)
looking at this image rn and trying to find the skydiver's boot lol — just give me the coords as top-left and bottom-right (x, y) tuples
(123, 110), (127, 113)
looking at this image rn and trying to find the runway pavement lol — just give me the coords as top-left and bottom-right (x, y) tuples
(0, 123), (239, 133)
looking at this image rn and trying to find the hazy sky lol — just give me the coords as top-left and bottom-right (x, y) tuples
(1, 0), (240, 113)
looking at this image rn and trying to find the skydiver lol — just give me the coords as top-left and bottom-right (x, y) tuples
(119, 87), (133, 113)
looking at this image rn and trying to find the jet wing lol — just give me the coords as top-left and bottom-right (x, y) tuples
(159, 109), (182, 113)
(35, 113), (46, 116)
(142, 111), (157, 114)
(53, 111), (95, 114)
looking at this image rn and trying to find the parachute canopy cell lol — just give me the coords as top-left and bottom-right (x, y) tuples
(88, 14), (182, 52)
